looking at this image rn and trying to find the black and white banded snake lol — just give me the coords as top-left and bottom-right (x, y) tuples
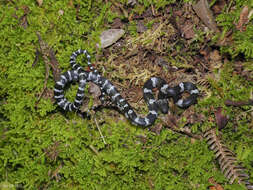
(54, 50), (199, 127)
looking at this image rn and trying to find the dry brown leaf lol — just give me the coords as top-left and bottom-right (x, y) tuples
(193, 0), (220, 33)
(236, 6), (249, 32)
(214, 107), (228, 130)
(98, 29), (125, 48)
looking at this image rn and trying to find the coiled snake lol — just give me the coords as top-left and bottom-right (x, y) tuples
(54, 50), (199, 127)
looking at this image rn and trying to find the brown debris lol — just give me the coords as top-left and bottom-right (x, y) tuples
(208, 177), (224, 190)
(136, 134), (148, 144)
(183, 107), (205, 124)
(35, 32), (61, 107)
(204, 129), (253, 189)
(137, 20), (147, 33)
(44, 141), (61, 161)
(209, 50), (222, 62)
(181, 20), (195, 39)
(32, 48), (40, 67)
(225, 99), (253, 107)
(48, 164), (62, 182)
(161, 113), (203, 140)
(236, 6), (249, 32)
(215, 107), (228, 130)
(111, 1), (128, 19)
(174, 10), (183, 17)
(211, 0), (226, 15)
(233, 62), (253, 82)
(150, 124), (163, 135)
(88, 82), (102, 108)
(192, 0), (220, 33)
(122, 87), (142, 104)
(36, 32), (61, 81)
(111, 18), (124, 29)
(19, 6), (30, 29)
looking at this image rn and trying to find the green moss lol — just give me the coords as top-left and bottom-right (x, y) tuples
(0, 0), (252, 189)
(216, 0), (253, 58)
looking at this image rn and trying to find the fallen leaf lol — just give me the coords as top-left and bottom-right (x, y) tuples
(236, 6), (249, 32)
(215, 107), (228, 130)
(88, 82), (102, 108)
(193, 0), (220, 33)
(97, 29), (125, 48)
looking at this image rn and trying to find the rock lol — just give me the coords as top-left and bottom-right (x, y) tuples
(97, 29), (125, 48)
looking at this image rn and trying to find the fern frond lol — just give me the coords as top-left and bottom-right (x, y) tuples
(204, 129), (253, 190)
(234, 25), (253, 58)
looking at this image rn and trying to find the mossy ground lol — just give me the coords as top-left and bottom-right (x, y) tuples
(0, 0), (252, 189)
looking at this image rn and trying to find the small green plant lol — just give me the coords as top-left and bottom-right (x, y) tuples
(216, 0), (253, 58)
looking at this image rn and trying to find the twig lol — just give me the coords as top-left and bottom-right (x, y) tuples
(161, 118), (203, 140)
(225, 99), (253, 107)
(94, 117), (107, 145)
(35, 32), (61, 107)
(35, 62), (50, 107)
(165, 125), (203, 140)
(32, 48), (40, 67)
(89, 145), (99, 155)
(35, 32), (51, 107)
(226, 0), (234, 13)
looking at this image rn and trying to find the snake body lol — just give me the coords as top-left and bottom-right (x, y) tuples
(54, 50), (199, 127)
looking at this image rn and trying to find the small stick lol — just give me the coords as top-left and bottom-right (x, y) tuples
(161, 119), (203, 140)
(225, 99), (253, 107)
(166, 125), (203, 140)
(35, 32), (61, 107)
(35, 60), (49, 107)
(89, 145), (99, 155)
(94, 117), (107, 145)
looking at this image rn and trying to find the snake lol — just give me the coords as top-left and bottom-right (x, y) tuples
(54, 50), (199, 127)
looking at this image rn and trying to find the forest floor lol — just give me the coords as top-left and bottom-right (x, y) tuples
(0, 0), (252, 189)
